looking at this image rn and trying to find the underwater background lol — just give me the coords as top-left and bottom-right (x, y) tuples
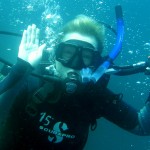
(0, 0), (150, 149)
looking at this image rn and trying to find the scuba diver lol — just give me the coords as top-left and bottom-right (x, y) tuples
(0, 6), (150, 150)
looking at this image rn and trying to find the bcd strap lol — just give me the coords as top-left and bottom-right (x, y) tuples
(25, 82), (62, 117)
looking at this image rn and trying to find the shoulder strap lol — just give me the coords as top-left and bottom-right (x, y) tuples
(25, 81), (62, 117)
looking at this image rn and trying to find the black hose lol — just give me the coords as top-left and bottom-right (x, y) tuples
(0, 31), (22, 37)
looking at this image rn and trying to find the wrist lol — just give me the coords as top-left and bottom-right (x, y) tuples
(16, 57), (34, 72)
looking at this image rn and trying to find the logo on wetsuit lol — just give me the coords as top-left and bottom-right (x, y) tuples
(39, 112), (75, 143)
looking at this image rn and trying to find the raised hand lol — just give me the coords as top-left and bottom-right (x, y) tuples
(18, 24), (46, 68)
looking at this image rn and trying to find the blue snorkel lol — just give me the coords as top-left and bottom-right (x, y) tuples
(81, 5), (124, 83)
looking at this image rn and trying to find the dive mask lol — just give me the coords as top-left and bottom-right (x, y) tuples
(55, 39), (101, 70)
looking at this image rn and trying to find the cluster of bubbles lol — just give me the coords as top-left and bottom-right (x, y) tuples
(40, 1), (62, 49)
(27, 0), (62, 49)
(5, 0), (62, 50)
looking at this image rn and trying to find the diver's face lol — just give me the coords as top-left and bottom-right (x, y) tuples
(55, 33), (98, 81)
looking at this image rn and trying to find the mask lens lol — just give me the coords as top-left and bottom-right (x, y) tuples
(82, 48), (94, 67)
(61, 45), (76, 61)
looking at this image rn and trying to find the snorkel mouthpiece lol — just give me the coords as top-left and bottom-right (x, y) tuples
(81, 5), (124, 84)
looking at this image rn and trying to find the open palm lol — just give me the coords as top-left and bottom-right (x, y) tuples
(18, 24), (46, 68)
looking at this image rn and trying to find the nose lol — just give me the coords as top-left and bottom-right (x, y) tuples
(70, 55), (82, 70)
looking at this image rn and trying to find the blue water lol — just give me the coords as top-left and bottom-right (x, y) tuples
(0, 0), (150, 149)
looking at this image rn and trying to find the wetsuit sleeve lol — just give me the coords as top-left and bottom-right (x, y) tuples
(99, 89), (138, 130)
(0, 58), (34, 124)
(98, 88), (150, 135)
(0, 58), (33, 94)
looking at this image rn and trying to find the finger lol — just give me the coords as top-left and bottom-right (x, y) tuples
(26, 25), (32, 44)
(35, 28), (40, 46)
(31, 24), (36, 43)
(20, 30), (27, 45)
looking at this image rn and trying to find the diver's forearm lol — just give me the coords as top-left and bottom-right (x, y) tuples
(0, 58), (33, 94)
(10, 57), (33, 76)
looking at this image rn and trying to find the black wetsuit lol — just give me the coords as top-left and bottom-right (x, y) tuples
(0, 59), (138, 150)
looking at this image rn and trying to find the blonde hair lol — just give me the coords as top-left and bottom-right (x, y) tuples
(57, 15), (105, 54)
